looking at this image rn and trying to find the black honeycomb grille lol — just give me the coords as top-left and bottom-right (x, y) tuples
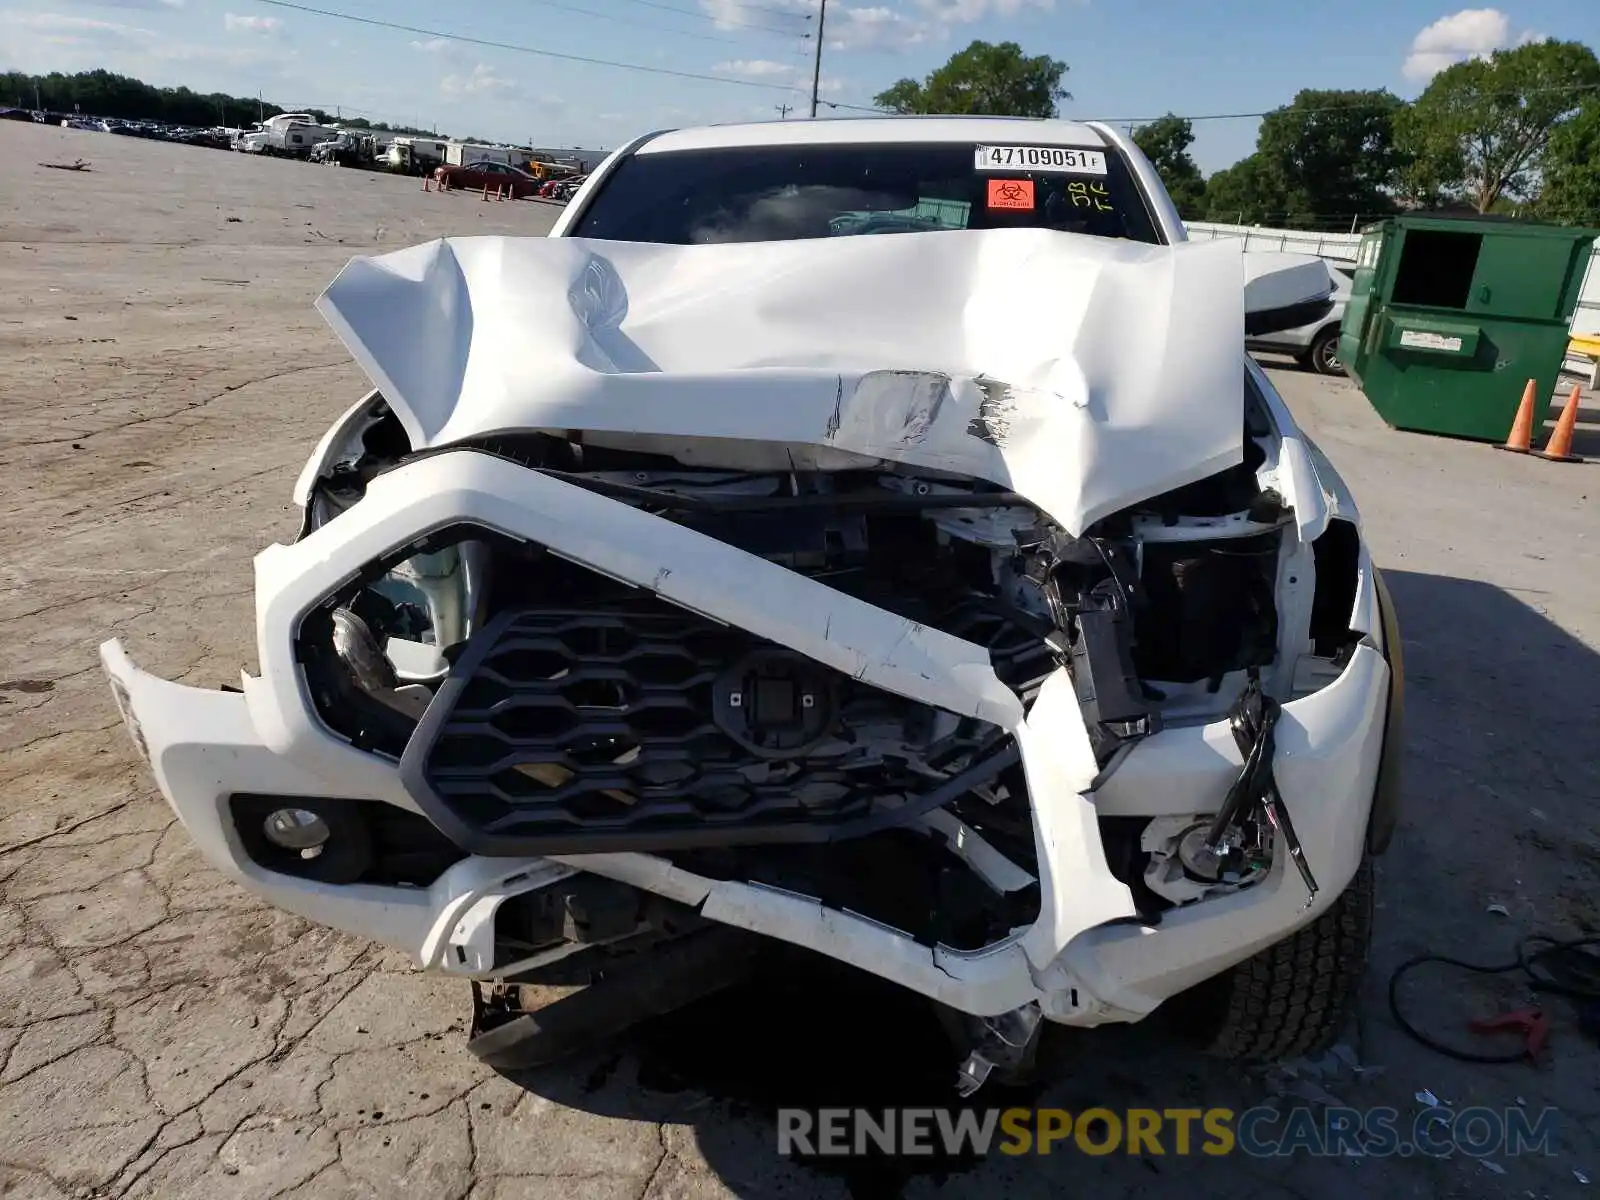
(399, 591), (1002, 856)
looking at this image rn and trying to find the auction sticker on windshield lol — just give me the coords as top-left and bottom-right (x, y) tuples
(974, 145), (1107, 175)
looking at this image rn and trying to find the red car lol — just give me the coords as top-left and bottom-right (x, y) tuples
(537, 175), (586, 201)
(433, 160), (539, 198)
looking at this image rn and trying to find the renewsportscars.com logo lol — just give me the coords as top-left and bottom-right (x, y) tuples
(777, 1106), (1559, 1159)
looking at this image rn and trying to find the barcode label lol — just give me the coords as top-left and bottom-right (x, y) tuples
(973, 145), (1108, 175)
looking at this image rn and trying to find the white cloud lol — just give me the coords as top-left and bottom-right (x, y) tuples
(0, 7), (289, 74)
(704, 0), (937, 52)
(413, 36), (479, 76)
(53, 0), (184, 8)
(704, 0), (1047, 52)
(224, 12), (281, 33)
(440, 62), (521, 98)
(1401, 8), (1539, 82)
(712, 59), (795, 77)
(914, 0), (1052, 21)
(701, 0), (813, 32)
(829, 5), (932, 50)
(4, 12), (153, 36)
(713, 59), (845, 96)
(161, 40), (282, 64)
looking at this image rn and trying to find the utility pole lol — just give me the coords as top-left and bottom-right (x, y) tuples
(776, 103), (792, 119)
(808, 0), (827, 118)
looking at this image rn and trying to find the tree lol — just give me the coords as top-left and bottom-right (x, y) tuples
(1131, 114), (1205, 219)
(1398, 39), (1600, 213)
(1, 69), (281, 127)
(874, 41), (1069, 119)
(1254, 89), (1406, 226)
(1201, 154), (1286, 225)
(0, 69), (444, 136)
(1539, 97), (1600, 222)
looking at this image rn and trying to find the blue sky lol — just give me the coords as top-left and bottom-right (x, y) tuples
(2, 0), (1595, 170)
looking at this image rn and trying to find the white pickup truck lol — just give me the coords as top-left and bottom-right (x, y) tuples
(101, 115), (1403, 1092)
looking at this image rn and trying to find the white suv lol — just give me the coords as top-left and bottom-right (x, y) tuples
(1248, 263), (1354, 375)
(102, 117), (1402, 1091)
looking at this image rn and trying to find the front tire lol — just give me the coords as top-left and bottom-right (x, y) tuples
(1181, 857), (1373, 1062)
(1307, 327), (1344, 376)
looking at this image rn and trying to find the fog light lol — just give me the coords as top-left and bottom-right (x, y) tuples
(263, 808), (331, 857)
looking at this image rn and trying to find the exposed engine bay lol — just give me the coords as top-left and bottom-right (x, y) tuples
(290, 369), (1350, 984)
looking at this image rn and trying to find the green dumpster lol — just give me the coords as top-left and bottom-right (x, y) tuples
(1338, 214), (1600, 441)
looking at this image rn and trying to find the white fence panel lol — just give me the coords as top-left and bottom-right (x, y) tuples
(1184, 221), (1362, 262)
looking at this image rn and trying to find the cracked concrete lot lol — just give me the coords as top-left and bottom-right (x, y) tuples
(4, 122), (1600, 1200)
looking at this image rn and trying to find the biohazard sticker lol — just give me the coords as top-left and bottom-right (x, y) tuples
(987, 178), (1035, 210)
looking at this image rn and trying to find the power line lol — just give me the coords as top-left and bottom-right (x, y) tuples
(610, 0), (813, 35)
(773, 34), (817, 114)
(252, 0), (828, 93)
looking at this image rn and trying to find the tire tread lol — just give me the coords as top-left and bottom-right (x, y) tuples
(1202, 857), (1373, 1062)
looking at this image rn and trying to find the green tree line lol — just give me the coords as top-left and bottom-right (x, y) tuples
(1, 68), (437, 137)
(877, 39), (1600, 227)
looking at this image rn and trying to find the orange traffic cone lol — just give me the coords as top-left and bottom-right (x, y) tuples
(496, 184), (506, 201)
(1535, 385), (1583, 463)
(422, 175), (431, 191)
(1496, 379), (1537, 453)
(481, 182), (490, 202)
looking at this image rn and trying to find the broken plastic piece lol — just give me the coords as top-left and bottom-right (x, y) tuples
(952, 1002), (1044, 1097)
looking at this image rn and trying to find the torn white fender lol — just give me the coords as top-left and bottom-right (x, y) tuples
(315, 229), (1250, 536)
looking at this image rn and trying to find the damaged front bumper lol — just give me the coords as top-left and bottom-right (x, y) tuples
(100, 448), (1394, 1028)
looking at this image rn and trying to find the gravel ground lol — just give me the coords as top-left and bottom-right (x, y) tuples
(3, 121), (1599, 1200)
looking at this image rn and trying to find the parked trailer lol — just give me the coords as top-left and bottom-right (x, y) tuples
(233, 113), (339, 157)
(446, 142), (516, 168)
(386, 137), (449, 174)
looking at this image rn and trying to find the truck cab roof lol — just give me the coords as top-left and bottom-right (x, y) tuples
(638, 117), (1112, 156)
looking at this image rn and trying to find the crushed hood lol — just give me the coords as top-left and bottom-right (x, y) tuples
(315, 229), (1250, 535)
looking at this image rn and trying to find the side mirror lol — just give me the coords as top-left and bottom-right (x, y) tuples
(1242, 252), (1337, 336)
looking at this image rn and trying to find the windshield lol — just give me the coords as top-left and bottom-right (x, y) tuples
(568, 141), (1162, 245)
